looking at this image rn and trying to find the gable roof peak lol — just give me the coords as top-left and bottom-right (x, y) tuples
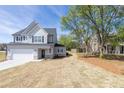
(30, 20), (38, 25)
(12, 20), (41, 36)
(12, 21), (56, 36)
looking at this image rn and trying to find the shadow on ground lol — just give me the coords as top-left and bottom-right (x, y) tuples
(53, 52), (72, 59)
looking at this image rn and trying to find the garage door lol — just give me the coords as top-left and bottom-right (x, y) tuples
(12, 49), (34, 60)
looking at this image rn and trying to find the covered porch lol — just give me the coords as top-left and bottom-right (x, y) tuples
(37, 47), (54, 59)
(104, 44), (124, 55)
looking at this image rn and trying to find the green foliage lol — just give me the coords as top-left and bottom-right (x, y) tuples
(117, 26), (124, 41)
(109, 26), (124, 46)
(61, 5), (124, 57)
(59, 35), (78, 50)
(61, 6), (92, 50)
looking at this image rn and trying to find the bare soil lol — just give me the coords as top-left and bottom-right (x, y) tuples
(0, 53), (124, 88)
(80, 57), (124, 75)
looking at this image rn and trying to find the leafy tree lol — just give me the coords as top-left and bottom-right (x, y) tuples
(61, 6), (92, 54)
(77, 5), (124, 58)
(61, 5), (124, 58)
(59, 35), (78, 50)
(61, 6), (83, 48)
(109, 26), (124, 47)
(117, 26), (124, 42)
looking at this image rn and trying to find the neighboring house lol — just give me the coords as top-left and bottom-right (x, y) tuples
(89, 34), (124, 55)
(7, 21), (66, 60)
(0, 43), (6, 51)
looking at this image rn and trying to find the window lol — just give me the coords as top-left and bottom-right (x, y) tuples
(18, 36), (21, 41)
(58, 49), (59, 52)
(25, 36), (27, 40)
(34, 36), (37, 42)
(23, 36), (25, 40)
(48, 35), (53, 43)
(16, 36), (18, 41)
(61, 49), (63, 52)
(42, 36), (44, 43)
(21, 36), (22, 41)
(49, 49), (51, 53)
(34, 36), (42, 42)
(38, 36), (41, 42)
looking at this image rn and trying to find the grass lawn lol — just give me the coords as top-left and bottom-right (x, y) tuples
(0, 51), (6, 62)
(77, 53), (124, 75)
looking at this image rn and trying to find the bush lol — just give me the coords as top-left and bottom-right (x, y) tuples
(103, 54), (124, 61)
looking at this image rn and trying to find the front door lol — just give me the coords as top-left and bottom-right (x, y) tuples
(41, 50), (45, 58)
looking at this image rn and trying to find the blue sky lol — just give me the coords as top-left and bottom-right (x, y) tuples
(0, 5), (69, 43)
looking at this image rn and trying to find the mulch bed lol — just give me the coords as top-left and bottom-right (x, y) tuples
(79, 57), (124, 75)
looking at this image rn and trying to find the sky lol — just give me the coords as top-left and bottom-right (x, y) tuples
(0, 5), (69, 43)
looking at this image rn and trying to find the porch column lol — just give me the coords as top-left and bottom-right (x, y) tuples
(34, 49), (38, 59)
(106, 45), (108, 54)
(115, 46), (120, 54)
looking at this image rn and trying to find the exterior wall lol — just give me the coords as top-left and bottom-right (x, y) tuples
(89, 34), (124, 55)
(13, 29), (58, 44)
(53, 32), (57, 44)
(13, 29), (48, 44)
(104, 44), (124, 55)
(33, 29), (48, 44)
(90, 34), (99, 53)
(45, 48), (54, 58)
(14, 36), (33, 43)
(115, 46), (120, 54)
(7, 44), (54, 60)
(47, 34), (57, 44)
(82, 34), (124, 55)
(54, 47), (66, 57)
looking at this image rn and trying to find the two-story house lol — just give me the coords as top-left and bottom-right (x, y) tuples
(89, 34), (124, 55)
(7, 21), (66, 60)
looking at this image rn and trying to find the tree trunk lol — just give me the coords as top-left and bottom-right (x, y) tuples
(99, 45), (104, 58)
(85, 46), (88, 55)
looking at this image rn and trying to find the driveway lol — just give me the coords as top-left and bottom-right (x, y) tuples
(0, 59), (32, 71)
(0, 53), (124, 87)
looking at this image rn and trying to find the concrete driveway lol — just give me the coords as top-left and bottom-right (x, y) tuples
(0, 59), (31, 71)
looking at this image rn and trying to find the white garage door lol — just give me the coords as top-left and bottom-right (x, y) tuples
(12, 49), (34, 60)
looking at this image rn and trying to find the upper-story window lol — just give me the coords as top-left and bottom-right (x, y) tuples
(16, 36), (21, 41)
(48, 35), (53, 43)
(42, 36), (44, 43)
(21, 36), (22, 41)
(38, 36), (41, 42)
(34, 36), (38, 42)
(16, 36), (26, 42)
(18, 36), (21, 41)
(23, 36), (26, 40)
(16, 36), (18, 41)
(34, 36), (42, 42)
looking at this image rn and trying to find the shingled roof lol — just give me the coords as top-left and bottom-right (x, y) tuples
(12, 21), (56, 36)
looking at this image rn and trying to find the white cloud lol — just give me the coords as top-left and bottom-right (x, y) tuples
(47, 6), (64, 17)
(0, 6), (68, 43)
(0, 6), (40, 43)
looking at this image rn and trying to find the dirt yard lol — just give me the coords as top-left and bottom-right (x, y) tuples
(78, 55), (124, 75)
(0, 53), (124, 88)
